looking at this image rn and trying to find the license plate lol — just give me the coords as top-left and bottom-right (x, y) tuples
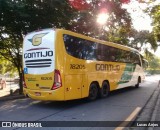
(35, 92), (41, 96)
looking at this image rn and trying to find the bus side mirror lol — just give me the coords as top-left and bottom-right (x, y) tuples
(143, 59), (148, 70)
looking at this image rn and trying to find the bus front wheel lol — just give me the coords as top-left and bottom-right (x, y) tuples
(135, 77), (141, 88)
(88, 83), (98, 101)
(100, 81), (110, 98)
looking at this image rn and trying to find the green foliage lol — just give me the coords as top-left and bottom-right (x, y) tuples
(0, 56), (17, 75)
(129, 29), (158, 51)
(149, 57), (160, 69)
(144, 49), (155, 61)
(0, 0), (74, 94)
(144, 49), (160, 74)
(69, 0), (132, 44)
(106, 25), (131, 45)
(145, 55), (160, 74)
(0, 0), (74, 33)
(149, 4), (160, 42)
(146, 69), (160, 75)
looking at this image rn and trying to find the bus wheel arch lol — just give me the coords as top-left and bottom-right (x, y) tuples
(100, 80), (110, 98)
(88, 81), (99, 101)
(135, 76), (141, 88)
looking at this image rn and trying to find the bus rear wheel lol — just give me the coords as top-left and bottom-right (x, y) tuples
(88, 83), (98, 101)
(100, 81), (110, 98)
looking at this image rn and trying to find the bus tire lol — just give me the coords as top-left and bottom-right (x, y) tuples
(88, 83), (98, 101)
(100, 81), (110, 98)
(135, 77), (141, 88)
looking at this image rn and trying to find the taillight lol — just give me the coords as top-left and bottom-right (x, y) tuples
(52, 69), (62, 90)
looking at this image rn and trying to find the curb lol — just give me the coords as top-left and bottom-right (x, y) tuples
(0, 95), (26, 102)
(147, 80), (160, 130)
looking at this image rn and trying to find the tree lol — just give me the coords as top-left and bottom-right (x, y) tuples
(0, 55), (17, 75)
(0, 0), (75, 94)
(68, 0), (132, 45)
(149, 4), (160, 42)
(0, 0), (146, 94)
(129, 29), (158, 51)
(148, 56), (160, 74)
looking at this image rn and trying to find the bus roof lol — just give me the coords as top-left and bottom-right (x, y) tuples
(56, 29), (140, 53)
(25, 28), (140, 54)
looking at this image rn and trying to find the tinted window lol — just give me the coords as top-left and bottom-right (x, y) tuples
(130, 52), (141, 66)
(63, 34), (140, 64)
(63, 34), (96, 60)
(97, 44), (110, 61)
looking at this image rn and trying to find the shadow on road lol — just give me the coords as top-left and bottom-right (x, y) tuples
(31, 86), (139, 109)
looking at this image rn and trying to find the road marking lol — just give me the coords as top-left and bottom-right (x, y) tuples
(115, 107), (141, 130)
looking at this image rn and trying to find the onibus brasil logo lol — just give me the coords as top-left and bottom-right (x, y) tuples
(28, 33), (48, 46)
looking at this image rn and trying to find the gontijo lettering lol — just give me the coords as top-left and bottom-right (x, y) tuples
(96, 64), (120, 71)
(24, 51), (53, 59)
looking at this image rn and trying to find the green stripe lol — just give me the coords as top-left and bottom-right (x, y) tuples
(118, 63), (136, 84)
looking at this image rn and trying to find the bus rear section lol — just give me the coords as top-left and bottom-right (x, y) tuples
(23, 29), (64, 101)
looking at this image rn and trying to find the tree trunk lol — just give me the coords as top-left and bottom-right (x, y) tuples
(17, 67), (23, 95)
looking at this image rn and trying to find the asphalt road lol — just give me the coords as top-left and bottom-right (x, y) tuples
(0, 75), (159, 130)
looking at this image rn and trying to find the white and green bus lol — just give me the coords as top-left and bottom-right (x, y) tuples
(23, 29), (148, 101)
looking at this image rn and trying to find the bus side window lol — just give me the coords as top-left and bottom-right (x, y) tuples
(114, 48), (130, 63)
(114, 49), (121, 62)
(131, 52), (141, 66)
(63, 34), (97, 60)
(109, 47), (117, 62)
(97, 44), (103, 61)
(119, 50), (127, 62)
(103, 44), (110, 61)
(85, 40), (95, 59)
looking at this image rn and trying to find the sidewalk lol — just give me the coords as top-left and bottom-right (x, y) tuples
(129, 79), (160, 130)
(152, 81), (160, 130)
(0, 82), (25, 101)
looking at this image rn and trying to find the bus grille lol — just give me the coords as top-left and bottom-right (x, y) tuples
(25, 59), (52, 68)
